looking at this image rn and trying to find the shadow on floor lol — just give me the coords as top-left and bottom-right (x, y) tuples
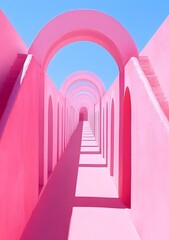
(74, 196), (125, 208)
(80, 151), (101, 154)
(78, 164), (107, 168)
(20, 122), (124, 240)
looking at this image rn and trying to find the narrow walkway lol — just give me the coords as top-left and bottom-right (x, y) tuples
(21, 122), (140, 240)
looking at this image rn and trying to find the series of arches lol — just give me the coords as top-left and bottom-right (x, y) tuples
(30, 10), (136, 207)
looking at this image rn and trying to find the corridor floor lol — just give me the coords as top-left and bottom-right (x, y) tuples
(21, 122), (140, 240)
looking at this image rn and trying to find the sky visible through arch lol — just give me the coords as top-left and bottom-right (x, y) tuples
(0, 0), (169, 90)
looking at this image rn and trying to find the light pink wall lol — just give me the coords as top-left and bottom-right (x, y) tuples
(140, 16), (169, 101)
(100, 76), (120, 189)
(0, 57), (41, 240)
(125, 57), (169, 240)
(94, 16), (169, 238)
(0, 10), (27, 85)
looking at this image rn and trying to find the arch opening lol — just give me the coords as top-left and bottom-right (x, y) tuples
(57, 103), (60, 161)
(29, 10), (138, 75)
(48, 96), (53, 178)
(119, 87), (131, 207)
(106, 102), (109, 163)
(62, 106), (64, 152)
(47, 41), (119, 90)
(102, 108), (105, 158)
(79, 107), (88, 121)
(67, 84), (100, 104)
(66, 79), (98, 94)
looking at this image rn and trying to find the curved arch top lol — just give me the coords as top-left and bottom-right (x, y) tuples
(67, 84), (100, 104)
(70, 92), (95, 106)
(29, 10), (138, 71)
(60, 71), (106, 98)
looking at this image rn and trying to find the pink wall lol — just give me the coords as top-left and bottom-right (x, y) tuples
(0, 54), (78, 240)
(94, 102), (101, 146)
(0, 10), (27, 86)
(0, 57), (41, 240)
(97, 16), (169, 238)
(41, 73), (78, 191)
(125, 57), (169, 239)
(43, 74), (64, 186)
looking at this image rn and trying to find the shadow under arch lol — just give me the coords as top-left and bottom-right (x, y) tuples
(106, 102), (109, 163)
(110, 99), (114, 176)
(79, 107), (88, 121)
(119, 87), (131, 208)
(48, 96), (53, 178)
(102, 107), (105, 158)
(61, 71), (105, 147)
(57, 102), (60, 161)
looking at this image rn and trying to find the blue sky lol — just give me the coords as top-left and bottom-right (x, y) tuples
(1, 0), (169, 90)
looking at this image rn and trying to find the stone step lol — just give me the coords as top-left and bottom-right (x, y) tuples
(0, 53), (27, 119)
(139, 56), (169, 119)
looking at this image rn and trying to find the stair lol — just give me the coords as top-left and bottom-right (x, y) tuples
(139, 56), (169, 120)
(0, 54), (27, 119)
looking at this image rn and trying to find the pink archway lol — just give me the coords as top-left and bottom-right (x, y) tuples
(75, 101), (92, 114)
(47, 96), (53, 178)
(29, 10), (138, 71)
(110, 99), (114, 176)
(60, 71), (105, 143)
(72, 92), (94, 109)
(28, 9), (138, 208)
(71, 93), (95, 109)
(60, 71), (105, 98)
(67, 85), (100, 104)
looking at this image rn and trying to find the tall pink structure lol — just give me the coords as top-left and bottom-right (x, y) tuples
(0, 9), (169, 240)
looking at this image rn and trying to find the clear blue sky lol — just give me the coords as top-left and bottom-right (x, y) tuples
(1, 0), (169, 89)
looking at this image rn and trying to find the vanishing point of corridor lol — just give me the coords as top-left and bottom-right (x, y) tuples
(21, 122), (139, 240)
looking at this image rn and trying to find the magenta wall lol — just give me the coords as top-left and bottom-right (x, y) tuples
(40, 73), (78, 192)
(0, 57), (41, 240)
(0, 11), (27, 85)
